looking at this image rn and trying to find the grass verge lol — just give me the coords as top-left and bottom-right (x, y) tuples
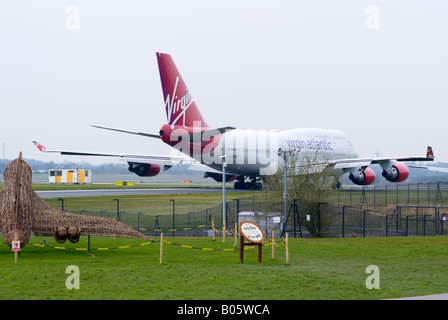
(1, 235), (448, 300)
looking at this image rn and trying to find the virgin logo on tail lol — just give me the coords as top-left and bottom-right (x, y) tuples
(164, 76), (195, 127)
(157, 52), (208, 128)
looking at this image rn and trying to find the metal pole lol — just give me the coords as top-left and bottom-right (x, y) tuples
(170, 199), (175, 237)
(221, 155), (227, 229)
(58, 198), (64, 211)
(283, 151), (288, 236)
(113, 199), (120, 221)
(233, 198), (240, 229)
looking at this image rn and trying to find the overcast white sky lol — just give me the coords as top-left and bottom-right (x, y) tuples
(1, 0), (447, 165)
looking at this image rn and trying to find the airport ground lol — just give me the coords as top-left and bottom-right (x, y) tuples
(1, 235), (448, 300)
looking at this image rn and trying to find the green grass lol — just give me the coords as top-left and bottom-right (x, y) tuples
(1, 235), (448, 300)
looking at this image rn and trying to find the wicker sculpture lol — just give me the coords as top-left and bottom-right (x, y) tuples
(0, 153), (152, 248)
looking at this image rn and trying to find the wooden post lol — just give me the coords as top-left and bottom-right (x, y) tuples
(14, 232), (18, 265)
(257, 243), (262, 263)
(285, 232), (289, 266)
(222, 226), (226, 243)
(272, 230), (275, 260)
(212, 217), (215, 240)
(159, 232), (163, 264)
(239, 234), (244, 263)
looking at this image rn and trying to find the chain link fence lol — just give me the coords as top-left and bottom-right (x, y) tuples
(51, 183), (448, 239)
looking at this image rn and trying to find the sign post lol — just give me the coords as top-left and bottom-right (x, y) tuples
(12, 237), (20, 265)
(239, 220), (265, 263)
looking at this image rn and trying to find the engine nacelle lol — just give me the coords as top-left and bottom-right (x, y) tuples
(68, 226), (81, 243)
(349, 167), (376, 185)
(382, 163), (409, 183)
(128, 162), (161, 177)
(54, 227), (68, 243)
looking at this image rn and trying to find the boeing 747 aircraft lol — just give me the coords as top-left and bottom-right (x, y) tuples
(34, 53), (435, 189)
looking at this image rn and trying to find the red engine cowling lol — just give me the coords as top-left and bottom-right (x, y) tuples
(128, 163), (161, 177)
(382, 163), (409, 183)
(349, 167), (376, 185)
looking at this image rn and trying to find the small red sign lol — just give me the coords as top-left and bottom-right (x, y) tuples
(12, 241), (20, 252)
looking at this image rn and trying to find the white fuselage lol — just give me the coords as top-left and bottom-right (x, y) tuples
(202, 128), (359, 176)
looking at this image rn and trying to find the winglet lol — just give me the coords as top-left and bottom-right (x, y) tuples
(427, 146), (434, 159)
(32, 141), (47, 152)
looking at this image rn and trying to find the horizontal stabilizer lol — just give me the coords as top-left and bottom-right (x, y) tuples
(91, 125), (161, 139)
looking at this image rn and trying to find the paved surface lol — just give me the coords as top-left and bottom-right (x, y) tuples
(36, 187), (232, 198)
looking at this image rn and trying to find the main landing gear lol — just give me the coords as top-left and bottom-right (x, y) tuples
(233, 176), (263, 190)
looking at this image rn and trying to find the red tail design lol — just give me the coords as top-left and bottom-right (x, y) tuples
(157, 52), (208, 128)
(427, 146), (434, 159)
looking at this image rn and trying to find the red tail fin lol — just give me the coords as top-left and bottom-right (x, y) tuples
(157, 52), (208, 128)
(427, 146), (434, 159)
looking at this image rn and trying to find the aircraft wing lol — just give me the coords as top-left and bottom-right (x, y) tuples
(330, 156), (433, 170)
(407, 163), (448, 173)
(32, 141), (196, 166)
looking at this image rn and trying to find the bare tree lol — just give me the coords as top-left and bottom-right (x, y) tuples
(263, 150), (343, 237)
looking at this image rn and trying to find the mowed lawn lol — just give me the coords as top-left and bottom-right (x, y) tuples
(1, 235), (448, 300)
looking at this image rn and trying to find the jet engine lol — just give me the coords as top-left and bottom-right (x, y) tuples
(349, 167), (376, 185)
(54, 227), (68, 243)
(67, 227), (81, 243)
(54, 226), (81, 243)
(382, 163), (409, 183)
(128, 162), (161, 177)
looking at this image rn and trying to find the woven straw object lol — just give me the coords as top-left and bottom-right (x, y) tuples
(0, 153), (151, 248)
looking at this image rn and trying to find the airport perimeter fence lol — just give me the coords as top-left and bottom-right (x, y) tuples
(286, 202), (448, 238)
(51, 182), (448, 239)
(337, 182), (448, 209)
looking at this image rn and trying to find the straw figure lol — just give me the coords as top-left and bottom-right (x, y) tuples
(0, 153), (152, 248)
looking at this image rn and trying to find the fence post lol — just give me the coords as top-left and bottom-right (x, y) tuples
(160, 232), (163, 264)
(234, 222), (237, 247)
